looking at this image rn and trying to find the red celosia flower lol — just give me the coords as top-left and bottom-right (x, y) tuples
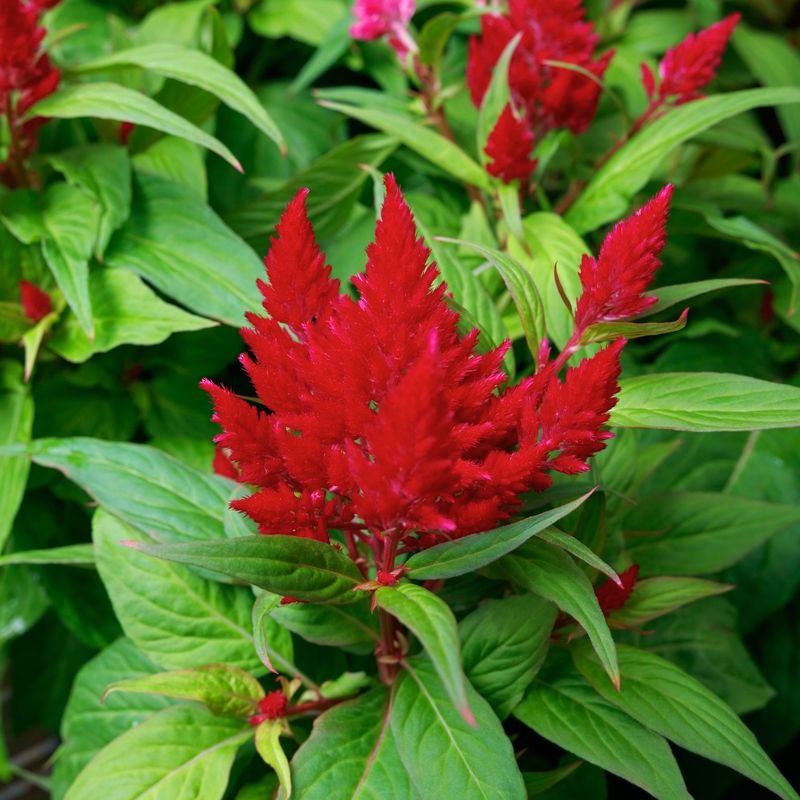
(119, 121), (136, 145)
(654, 14), (740, 104)
(19, 280), (52, 322)
(485, 103), (537, 184)
(595, 564), (639, 616)
(203, 175), (628, 551)
(575, 185), (673, 330)
(376, 570), (399, 586)
(0, 0), (60, 186)
(212, 446), (239, 480)
(350, 0), (416, 58)
(467, 0), (612, 136)
(248, 690), (288, 725)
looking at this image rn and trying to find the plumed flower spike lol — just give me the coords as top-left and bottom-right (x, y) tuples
(485, 104), (537, 184)
(656, 13), (740, 104)
(203, 174), (628, 556)
(20, 280), (52, 322)
(350, 0), (417, 59)
(575, 185), (673, 330)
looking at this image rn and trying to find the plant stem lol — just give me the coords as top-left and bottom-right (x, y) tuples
(376, 530), (401, 685)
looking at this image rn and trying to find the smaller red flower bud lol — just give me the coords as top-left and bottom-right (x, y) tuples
(255, 690), (288, 721)
(20, 280), (52, 322)
(212, 446), (239, 480)
(280, 596), (307, 605)
(119, 121), (136, 145)
(376, 569), (399, 586)
(595, 564), (640, 617)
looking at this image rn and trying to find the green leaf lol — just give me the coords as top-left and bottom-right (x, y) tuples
(0, 564), (48, 646)
(515, 673), (690, 800)
(460, 594), (556, 719)
(566, 88), (800, 233)
(642, 278), (765, 317)
(290, 17), (350, 93)
(574, 644), (798, 800)
(49, 269), (215, 362)
(105, 663), (264, 718)
(439, 237), (544, 359)
(248, 0), (345, 46)
(537, 529), (620, 584)
(94, 511), (260, 671)
(376, 582), (469, 720)
(32, 82), (243, 171)
(0, 362), (33, 551)
(76, 45), (285, 153)
(507, 212), (589, 348)
(64, 704), (250, 800)
(129, 535), (363, 604)
(405, 492), (592, 580)
(318, 101), (492, 190)
(418, 11), (465, 69)
(251, 593), (297, 677)
(105, 175), (262, 326)
(0, 544), (95, 567)
(271, 597), (379, 654)
(625, 492), (800, 575)
(289, 687), (415, 800)
(52, 639), (173, 799)
(29, 437), (237, 544)
(580, 310), (688, 344)
(489, 540), (619, 687)
(50, 144), (132, 257)
(392, 657), (526, 799)
(255, 720), (292, 798)
(522, 762), (582, 796)
(612, 372), (800, 431)
(609, 576), (733, 626)
(476, 35), (520, 164)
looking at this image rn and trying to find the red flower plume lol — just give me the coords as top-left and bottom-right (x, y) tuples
(595, 564), (640, 616)
(485, 104), (537, 184)
(656, 13), (740, 104)
(20, 280), (52, 322)
(203, 175), (629, 550)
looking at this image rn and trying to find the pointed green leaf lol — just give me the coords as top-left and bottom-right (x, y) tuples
(641, 279), (764, 317)
(537, 529), (620, 583)
(251, 593), (297, 677)
(405, 492), (592, 580)
(476, 34), (520, 163)
(255, 721), (292, 799)
(580, 309), (688, 344)
(0, 543), (94, 567)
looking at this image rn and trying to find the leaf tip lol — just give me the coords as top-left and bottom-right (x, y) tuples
(119, 539), (142, 550)
(460, 703), (476, 727)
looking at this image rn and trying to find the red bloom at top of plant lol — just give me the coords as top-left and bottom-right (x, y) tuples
(575, 185), (673, 329)
(248, 690), (288, 725)
(651, 13), (740, 104)
(203, 175), (627, 550)
(485, 103), (537, 184)
(467, 0), (612, 136)
(595, 564), (639, 616)
(0, 0), (60, 186)
(350, 0), (416, 58)
(19, 279), (52, 322)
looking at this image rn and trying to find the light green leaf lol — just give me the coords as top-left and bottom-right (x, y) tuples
(515, 673), (690, 800)
(538, 529), (620, 584)
(574, 644), (798, 800)
(255, 721), (292, 798)
(612, 372), (800, 431)
(580, 310), (688, 344)
(105, 663), (265, 718)
(76, 45), (285, 152)
(405, 492), (592, 580)
(50, 269), (215, 362)
(488, 540), (619, 687)
(105, 175), (262, 326)
(29, 437), (237, 543)
(289, 687), (415, 800)
(290, 17), (350, 93)
(376, 582), (469, 720)
(0, 362), (33, 551)
(507, 212), (589, 348)
(251, 593), (297, 677)
(32, 82), (243, 171)
(64, 704), (250, 800)
(460, 594), (556, 719)
(439, 237), (544, 359)
(249, 0), (345, 47)
(476, 35), (520, 164)
(625, 492), (800, 575)
(566, 88), (800, 233)
(318, 101), (492, 190)
(129, 535), (364, 605)
(50, 144), (132, 257)
(0, 544), (94, 567)
(392, 657), (526, 799)
(94, 511), (260, 671)
(642, 278), (765, 317)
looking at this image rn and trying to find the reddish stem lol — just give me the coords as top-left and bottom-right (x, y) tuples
(3, 96), (29, 189)
(285, 697), (340, 717)
(375, 530), (402, 685)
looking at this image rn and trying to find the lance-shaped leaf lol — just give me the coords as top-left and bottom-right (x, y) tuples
(515, 673), (690, 800)
(127, 535), (363, 604)
(256, 721), (292, 799)
(537, 529), (620, 584)
(476, 35), (521, 163)
(404, 492), (592, 580)
(251, 593), (297, 678)
(580, 309), (688, 344)
(574, 644), (799, 800)
(74, 44), (285, 152)
(640, 278), (764, 317)
(0, 543), (95, 567)
(104, 663), (265, 718)
(376, 583), (470, 722)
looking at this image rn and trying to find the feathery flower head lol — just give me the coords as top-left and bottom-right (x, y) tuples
(467, 0), (611, 136)
(203, 175), (628, 553)
(20, 279), (52, 322)
(653, 13), (740, 104)
(485, 103), (537, 184)
(248, 691), (288, 726)
(595, 564), (640, 616)
(350, 0), (417, 58)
